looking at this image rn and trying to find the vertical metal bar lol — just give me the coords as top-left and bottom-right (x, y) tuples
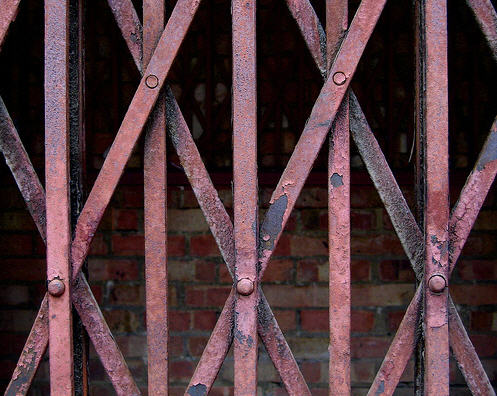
(422, 0), (450, 393)
(326, 1), (350, 394)
(45, 0), (74, 393)
(232, 0), (258, 393)
(143, 1), (169, 394)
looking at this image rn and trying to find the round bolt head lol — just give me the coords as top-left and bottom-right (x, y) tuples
(48, 279), (65, 297)
(428, 274), (447, 293)
(332, 71), (347, 86)
(145, 74), (159, 89)
(237, 278), (254, 296)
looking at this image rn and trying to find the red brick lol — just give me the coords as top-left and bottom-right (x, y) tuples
(168, 235), (186, 256)
(169, 336), (184, 357)
(351, 310), (375, 332)
(379, 260), (415, 282)
(273, 233), (291, 256)
(387, 310), (405, 331)
(219, 264), (232, 283)
(109, 284), (144, 306)
(88, 258), (139, 280)
(301, 310), (327, 332)
(351, 233), (404, 255)
(458, 259), (497, 280)
(350, 186), (382, 208)
(169, 209), (208, 232)
(188, 336), (209, 356)
(264, 285), (327, 308)
(301, 361), (321, 383)
(470, 334), (497, 357)
(352, 284), (414, 307)
(0, 258), (45, 281)
(170, 311), (191, 331)
(112, 208), (139, 230)
(190, 234), (219, 256)
(351, 360), (376, 382)
(451, 285), (497, 305)
(296, 260), (320, 282)
(111, 234), (143, 255)
(102, 310), (142, 333)
(88, 233), (108, 255)
(289, 235), (328, 256)
(120, 185), (143, 208)
(273, 310), (296, 331)
(295, 187), (328, 208)
(193, 310), (217, 330)
(186, 286), (230, 307)
(351, 210), (376, 230)
(471, 311), (496, 331)
(195, 260), (216, 282)
(351, 336), (390, 358)
(115, 335), (147, 357)
(170, 360), (194, 381)
(262, 259), (293, 282)
(351, 260), (371, 281)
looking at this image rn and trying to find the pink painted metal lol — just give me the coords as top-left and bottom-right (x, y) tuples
(0, 97), (47, 242)
(143, 1), (169, 394)
(44, 0), (74, 393)
(232, 0), (259, 393)
(0, 0), (20, 50)
(72, 275), (141, 396)
(422, 1), (450, 393)
(466, 0), (497, 62)
(326, 1), (350, 393)
(259, 0), (387, 279)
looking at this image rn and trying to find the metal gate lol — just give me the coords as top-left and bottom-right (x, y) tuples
(1, 0), (496, 394)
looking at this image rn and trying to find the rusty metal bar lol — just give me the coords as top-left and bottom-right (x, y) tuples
(367, 286), (421, 396)
(72, 275), (141, 396)
(259, 0), (387, 278)
(186, 290), (235, 395)
(258, 293), (311, 395)
(143, 1), (169, 394)
(232, 0), (259, 393)
(71, 0), (202, 281)
(465, 0), (497, 63)
(422, 1), (450, 392)
(4, 297), (49, 396)
(349, 93), (424, 278)
(45, 0), (74, 393)
(0, 97), (47, 241)
(106, 0), (143, 72)
(326, 1), (350, 394)
(448, 298), (496, 396)
(449, 116), (497, 274)
(0, 0), (21, 50)
(284, 0), (326, 75)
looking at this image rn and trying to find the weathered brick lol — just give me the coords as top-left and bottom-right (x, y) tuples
(168, 209), (209, 232)
(88, 258), (140, 281)
(112, 208), (139, 230)
(191, 234), (219, 256)
(379, 260), (415, 282)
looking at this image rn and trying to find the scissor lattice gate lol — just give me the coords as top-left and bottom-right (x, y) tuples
(1, 0), (496, 394)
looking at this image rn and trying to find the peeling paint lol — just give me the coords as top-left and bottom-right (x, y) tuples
(330, 172), (344, 187)
(259, 194), (288, 251)
(187, 383), (207, 396)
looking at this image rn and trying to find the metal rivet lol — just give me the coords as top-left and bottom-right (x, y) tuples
(145, 74), (159, 89)
(236, 278), (254, 296)
(48, 279), (65, 297)
(332, 71), (347, 86)
(428, 274), (447, 293)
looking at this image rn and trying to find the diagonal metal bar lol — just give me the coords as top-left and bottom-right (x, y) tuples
(259, 0), (387, 279)
(4, 297), (48, 396)
(367, 285), (422, 396)
(349, 92), (424, 279)
(106, 0), (143, 73)
(448, 298), (496, 396)
(449, 116), (497, 274)
(71, 0), (202, 280)
(465, 0), (497, 63)
(143, 1), (169, 393)
(0, 0), (21, 50)
(72, 275), (141, 396)
(284, 0), (326, 76)
(0, 96), (46, 241)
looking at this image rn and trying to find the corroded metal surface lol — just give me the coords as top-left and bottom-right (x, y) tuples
(326, 1), (350, 393)
(0, 96), (47, 241)
(232, 0), (259, 393)
(73, 275), (141, 396)
(143, 1), (169, 394)
(422, 1), (450, 393)
(0, 0), (21, 50)
(259, 0), (387, 278)
(44, 0), (74, 393)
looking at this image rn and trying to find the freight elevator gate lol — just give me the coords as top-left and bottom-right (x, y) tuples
(0, 0), (497, 394)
